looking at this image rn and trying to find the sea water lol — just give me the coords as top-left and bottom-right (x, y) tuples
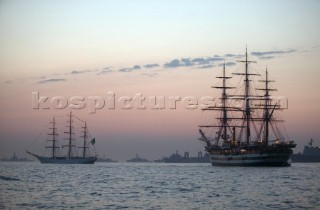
(0, 162), (319, 209)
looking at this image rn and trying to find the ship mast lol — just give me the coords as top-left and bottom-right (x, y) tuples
(79, 122), (88, 158)
(222, 63), (228, 140)
(64, 111), (74, 158)
(209, 62), (234, 141)
(264, 69), (270, 144)
(46, 117), (59, 158)
(233, 47), (258, 145)
(198, 63), (234, 147)
(257, 68), (277, 145)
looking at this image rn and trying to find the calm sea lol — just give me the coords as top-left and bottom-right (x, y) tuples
(0, 162), (319, 209)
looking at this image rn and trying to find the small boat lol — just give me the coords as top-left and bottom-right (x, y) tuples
(126, 154), (150, 162)
(27, 112), (97, 164)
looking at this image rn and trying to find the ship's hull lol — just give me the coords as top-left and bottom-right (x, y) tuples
(290, 154), (320, 163)
(209, 152), (291, 167)
(36, 156), (97, 164)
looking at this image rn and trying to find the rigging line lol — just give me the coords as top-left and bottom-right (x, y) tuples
(72, 113), (85, 123)
(237, 120), (245, 141)
(257, 121), (264, 141)
(27, 122), (50, 150)
(281, 120), (291, 141)
(251, 121), (259, 141)
(269, 122), (278, 141)
(274, 122), (285, 140)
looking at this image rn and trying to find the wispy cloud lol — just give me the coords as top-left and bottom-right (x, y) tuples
(163, 56), (224, 69)
(97, 69), (113, 75)
(259, 56), (275, 60)
(143, 64), (160, 68)
(218, 62), (236, 67)
(251, 49), (297, 57)
(199, 64), (215, 69)
(119, 65), (142, 72)
(164, 59), (182, 68)
(71, 70), (91, 74)
(224, 54), (239, 57)
(38, 78), (66, 84)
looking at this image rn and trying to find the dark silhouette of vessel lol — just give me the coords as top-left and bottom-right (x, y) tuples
(155, 150), (210, 163)
(291, 139), (320, 162)
(27, 112), (97, 164)
(198, 48), (296, 166)
(126, 154), (150, 162)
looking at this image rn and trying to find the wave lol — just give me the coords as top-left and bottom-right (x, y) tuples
(0, 175), (20, 181)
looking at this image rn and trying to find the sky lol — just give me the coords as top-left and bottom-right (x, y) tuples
(0, 0), (320, 161)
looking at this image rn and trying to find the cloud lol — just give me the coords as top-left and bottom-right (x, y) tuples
(181, 58), (194, 66)
(218, 62), (236, 67)
(97, 69), (112, 75)
(119, 68), (132, 72)
(259, 56), (276, 60)
(224, 54), (237, 57)
(164, 59), (182, 68)
(143, 64), (160, 68)
(191, 58), (210, 65)
(119, 65), (142, 72)
(199, 64), (215, 69)
(206, 57), (224, 62)
(70, 70), (92, 74)
(164, 56), (225, 68)
(251, 49), (296, 57)
(38, 78), (66, 84)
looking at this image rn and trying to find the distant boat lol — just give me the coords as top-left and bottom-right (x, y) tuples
(291, 139), (320, 162)
(96, 156), (117, 162)
(1, 152), (33, 162)
(126, 154), (149, 162)
(27, 112), (97, 164)
(198, 48), (296, 166)
(155, 150), (210, 163)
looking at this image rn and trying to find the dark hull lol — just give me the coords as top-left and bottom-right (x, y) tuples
(37, 156), (97, 164)
(290, 154), (320, 163)
(27, 150), (97, 164)
(164, 157), (210, 163)
(209, 150), (292, 167)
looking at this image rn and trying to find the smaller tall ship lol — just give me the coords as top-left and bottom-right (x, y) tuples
(27, 112), (97, 164)
(198, 48), (296, 166)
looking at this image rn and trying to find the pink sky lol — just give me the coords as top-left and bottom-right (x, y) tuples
(1, 1), (320, 161)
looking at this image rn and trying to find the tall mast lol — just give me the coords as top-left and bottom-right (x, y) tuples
(222, 62), (228, 141)
(198, 64), (234, 148)
(244, 47), (250, 145)
(264, 69), (270, 145)
(46, 117), (59, 158)
(257, 68), (277, 145)
(211, 62), (234, 142)
(64, 111), (74, 158)
(233, 47), (258, 145)
(82, 122), (88, 158)
(68, 112), (72, 158)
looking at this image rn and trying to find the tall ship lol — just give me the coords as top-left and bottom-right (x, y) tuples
(291, 139), (320, 162)
(27, 112), (97, 164)
(198, 48), (296, 166)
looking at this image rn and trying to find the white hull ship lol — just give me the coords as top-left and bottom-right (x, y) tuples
(199, 48), (296, 167)
(27, 112), (97, 164)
